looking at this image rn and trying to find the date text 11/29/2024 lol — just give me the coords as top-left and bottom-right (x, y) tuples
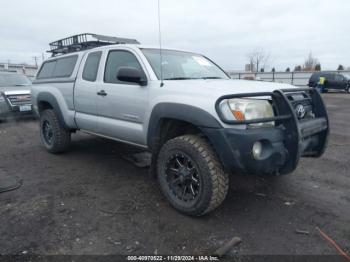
(127, 255), (219, 261)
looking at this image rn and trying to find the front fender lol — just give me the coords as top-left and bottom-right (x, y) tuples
(147, 102), (222, 149)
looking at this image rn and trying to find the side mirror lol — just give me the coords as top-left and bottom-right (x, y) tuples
(117, 67), (147, 86)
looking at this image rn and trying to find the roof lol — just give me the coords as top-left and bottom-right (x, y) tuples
(43, 43), (203, 64)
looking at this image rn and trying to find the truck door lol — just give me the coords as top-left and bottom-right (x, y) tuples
(74, 51), (102, 132)
(96, 49), (149, 146)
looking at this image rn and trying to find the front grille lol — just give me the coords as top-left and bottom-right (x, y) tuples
(6, 94), (32, 106)
(286, 92), (314, 120)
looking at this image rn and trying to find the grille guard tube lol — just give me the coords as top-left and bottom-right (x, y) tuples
(215, 88), (329, 175)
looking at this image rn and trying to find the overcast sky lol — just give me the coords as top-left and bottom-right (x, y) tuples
(1, 0), (349, 71)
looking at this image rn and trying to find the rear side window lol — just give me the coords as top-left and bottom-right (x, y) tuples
(37, 61), (56, 79)
(53, 56), (78, 78)
(104, 50), (143, 84)
(37, 55), (78, 79)
(82, 51), (102, 82)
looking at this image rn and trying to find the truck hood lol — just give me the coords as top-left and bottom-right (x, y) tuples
(162, 79), (298, 97)
(0, 85), (31, 95)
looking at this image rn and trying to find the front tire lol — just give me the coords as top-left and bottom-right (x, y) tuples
(39, 109), (71, 153)
(157, 135), (229, 216)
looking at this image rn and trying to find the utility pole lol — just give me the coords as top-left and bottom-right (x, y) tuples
(32, 56), (39, 67)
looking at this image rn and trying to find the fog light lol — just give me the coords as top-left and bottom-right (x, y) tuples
(252, 141), (263, 159)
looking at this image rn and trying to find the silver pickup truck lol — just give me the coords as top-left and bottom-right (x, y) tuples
(31, 34), (329, 216)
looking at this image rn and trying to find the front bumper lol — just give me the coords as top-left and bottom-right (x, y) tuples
(205, 88), (329, 175)
(0, 97), (33, 120)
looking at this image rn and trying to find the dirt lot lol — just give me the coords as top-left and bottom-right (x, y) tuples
(0, 93), (349, 258)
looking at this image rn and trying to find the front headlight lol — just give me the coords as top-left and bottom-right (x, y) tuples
(221, 98), (275, 127)
(228, 99), (274, 120)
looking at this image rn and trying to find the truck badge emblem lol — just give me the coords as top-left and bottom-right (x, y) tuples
(296, 104), (306, 119)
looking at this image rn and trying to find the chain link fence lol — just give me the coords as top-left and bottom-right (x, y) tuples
(229, 70), (350, 87)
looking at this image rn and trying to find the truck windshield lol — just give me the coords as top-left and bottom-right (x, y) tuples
(0, 74), (31, 87)
(141, 48), (229, 80)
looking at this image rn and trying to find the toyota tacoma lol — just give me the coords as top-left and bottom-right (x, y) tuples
(31, 34), (329, 216)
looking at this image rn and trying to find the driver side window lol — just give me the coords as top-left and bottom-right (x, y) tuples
(104, 50), (143, 84)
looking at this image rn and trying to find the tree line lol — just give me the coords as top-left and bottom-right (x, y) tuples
(246, 49), (347, 72)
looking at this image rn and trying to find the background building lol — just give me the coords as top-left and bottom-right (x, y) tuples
(245, 63), (255, 72)
(0, 62), (38, 78)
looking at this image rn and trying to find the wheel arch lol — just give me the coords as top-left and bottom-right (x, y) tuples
(147, 103), (222, 151)
(37, 92), (68, 129)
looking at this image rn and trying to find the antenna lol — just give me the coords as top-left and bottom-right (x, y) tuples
(158, 0), (164, 87)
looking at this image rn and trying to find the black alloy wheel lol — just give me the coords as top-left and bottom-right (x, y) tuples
(165, 153), (201, 203)
(42, 120), (54, 145)
(39, 109), (71, 153)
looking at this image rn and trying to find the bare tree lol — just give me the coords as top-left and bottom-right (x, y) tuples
(303, 52), (319, 71)
(337, 65), (344, 70)
(246, 48), (270, 72)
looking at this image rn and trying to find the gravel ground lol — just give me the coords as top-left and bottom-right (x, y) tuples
(0, 93), (349, 258)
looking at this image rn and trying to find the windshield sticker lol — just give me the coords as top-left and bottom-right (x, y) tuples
(193, 56), (212, 66)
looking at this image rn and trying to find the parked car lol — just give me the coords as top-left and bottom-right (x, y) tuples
(308, 71), (350, 93)
(31, 34), (329, 216)
(0, 72), (33, 121)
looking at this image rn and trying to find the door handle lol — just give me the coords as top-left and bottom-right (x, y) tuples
(97, 90), (107, 96)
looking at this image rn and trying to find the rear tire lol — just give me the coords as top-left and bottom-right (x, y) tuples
(157, 135), (229, 216)
(39, 109), (71, 153)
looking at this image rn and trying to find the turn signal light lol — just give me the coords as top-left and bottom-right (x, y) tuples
(231, 110), (245, 121)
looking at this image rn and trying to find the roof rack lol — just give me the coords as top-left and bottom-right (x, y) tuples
(48, 33), (140, 57)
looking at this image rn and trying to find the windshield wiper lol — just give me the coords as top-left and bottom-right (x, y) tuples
(201, 76), (224, 79)
(163, 77), (199, 80)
